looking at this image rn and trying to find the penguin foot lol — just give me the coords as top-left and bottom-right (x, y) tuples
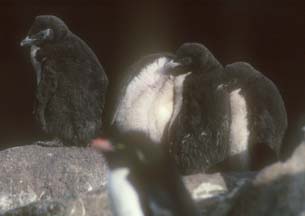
(35, 139), (64, 147)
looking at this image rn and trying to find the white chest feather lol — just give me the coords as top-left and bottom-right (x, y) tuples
(168, 72), (191, 130)
(113, 57), (175, 143)
(30, 45), (42, 85)
(108, 168), (144, 216)
(229, 88), (250, 163)
(113, 57), (190, 144)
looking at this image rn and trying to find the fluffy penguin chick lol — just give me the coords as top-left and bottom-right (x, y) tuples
(21, 15), (108, 146)
(168, 42), (287, 172)
(111, 53), (176, 144)
(165, 43), (231, 174)
(223, 62), (287, 170)
(92, 132), (199, 216)
(112, 51), (230, 174)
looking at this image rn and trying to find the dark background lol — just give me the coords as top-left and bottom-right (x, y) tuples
(1, 0), (305, 149)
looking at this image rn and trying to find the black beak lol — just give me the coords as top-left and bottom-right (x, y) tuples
(165, 59), (191, 76)
(20, 36), (36, 47)
(165, 60), (182, 69)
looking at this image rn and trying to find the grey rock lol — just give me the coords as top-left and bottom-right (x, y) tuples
(1, 187), (111, 216)
(0, 143), (247, 216)
(203, 142), (305, 216)
(0, 144), (107, 214)
(184, 171), (256, 201)
(0, 171), (254, 216)
(229, 142), (305, 216)
(1, 142), (305, 216)
(1, 200), (67, 216)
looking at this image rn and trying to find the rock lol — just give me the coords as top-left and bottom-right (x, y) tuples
(203, 142), (305, 216)
(1, 188), (112, 216)
(1, 142), (305, 215)
(0, 143), (252, 215)
(184, 172), (256, 201)
(1, 200), (67, 216)
(231, 142), (305, 216)
(1, 188), (111, 216)
(0, 144), (107, 214)
(2, 171), (251, 216)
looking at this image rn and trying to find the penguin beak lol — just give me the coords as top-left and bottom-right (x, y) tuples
(165, 60), (182, 69)
(165, 59), (190, 76)
(20, 36), (36, 47)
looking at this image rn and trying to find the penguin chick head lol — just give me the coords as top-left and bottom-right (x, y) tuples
(91, 132), (167, 171)
(21, 15), (69, 47)
(166, 42), (222, 76)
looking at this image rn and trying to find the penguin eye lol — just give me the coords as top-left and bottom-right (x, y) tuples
(34, 29), (54, 41)
(179, 57), (192, 66)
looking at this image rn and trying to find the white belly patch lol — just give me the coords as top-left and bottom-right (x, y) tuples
(229, 88), (249, 164)
(113, 57), (175, 143)
(30, 45), (42, 85)
(168, 72), (191, 130)
(108, 168), (144, 216)
(113, 57), (190, 144)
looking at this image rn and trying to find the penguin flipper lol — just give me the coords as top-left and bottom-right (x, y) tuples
(254, 110), (277, 148)
(225, 62), (287, 158)
(35, 63), (58, 131)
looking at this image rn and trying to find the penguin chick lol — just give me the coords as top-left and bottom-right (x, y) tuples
(168, 42), (287, 172)
(21, 15), (108, 146)
(222, 62), (288, 170)
(112, 50), (230, 175)
(165, 43), (231, 174)
(92, 132), (199, 216)
(111, 53), (175, 144)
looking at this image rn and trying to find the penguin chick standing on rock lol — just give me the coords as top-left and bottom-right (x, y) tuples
(111, 52), (230, 175)
(222, 62), (287, 170)
(21, 15), (108, 146)
(92, 132), (199, 216)
(111, 53), (175, 144)
(165, 44), (231, 174)
(167, 43), (287, 171)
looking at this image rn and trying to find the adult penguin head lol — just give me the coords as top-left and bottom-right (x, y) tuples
(166, 42), (222, 76)
(91, 132), (166, 170)
(20, 15), (69, 47)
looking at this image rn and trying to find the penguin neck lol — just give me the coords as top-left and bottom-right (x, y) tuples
(195, 60), (224, 80)
(103, 150), (138, 171)
(192, 64), (223, 83)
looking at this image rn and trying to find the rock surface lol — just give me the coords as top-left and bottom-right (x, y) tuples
(0, 144), (107, 214)
(202, 142), (305, 216)
(226, 142), (305, 216)
(1, 142), (305, 215)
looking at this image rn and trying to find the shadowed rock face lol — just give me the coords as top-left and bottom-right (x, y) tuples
(1, 141), (305, 215)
